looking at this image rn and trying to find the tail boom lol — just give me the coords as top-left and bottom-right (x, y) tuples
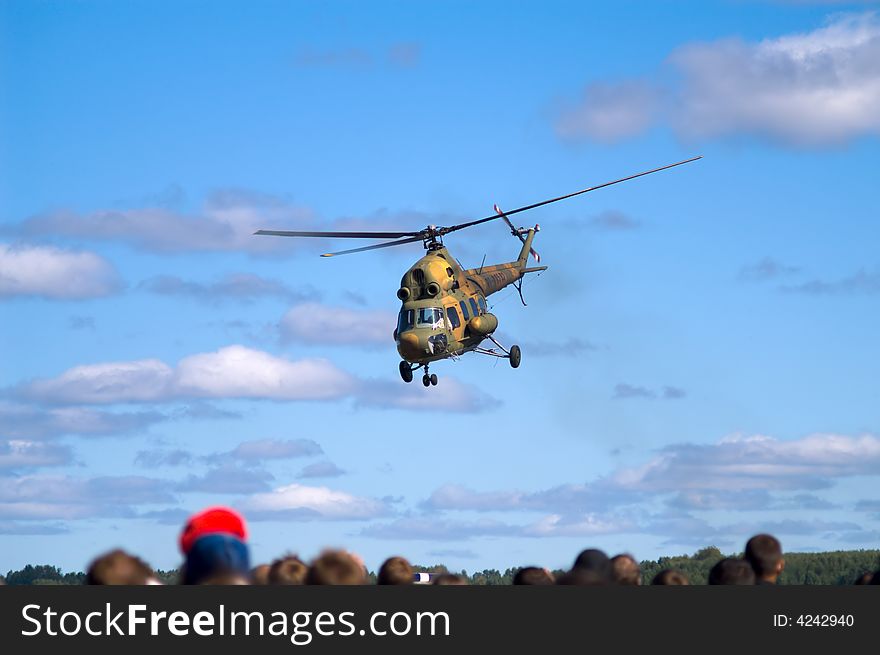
(463, 228), (545, 297)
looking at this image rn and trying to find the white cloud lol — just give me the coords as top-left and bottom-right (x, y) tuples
(521, 513), (634, 537)
(212, 438), (324, 462)
(613, 383), (656, 400)
(362, 513), (632, 540)
(22, 359), (176, 404)
(0, 440), (72, 470)
(361, 517), (520, 541)
(141, 273), (319, 304)
(20, 345), (356, 404)
(0, 475), (174, 520)
(422, 482), (638, 515)
(555, 81), (659, 143)
(670, 12), (880, 145)
(668, 489), (774, 511)
(15, 346), (500, 413)
(175, 346), (356, 400)
(423, 484), (525, 512)
(0, 243), (120, 299)
(17, 190), (315, 255)
(0, 402), (165, 438)
(556, 12), (880, 147)
(720, 518), (861, 537)
(14, 189), (456, 256)
(518, 337), (598, 358)
(411, 433), (880, 540)
(781, 269), (880, 295)
(243, 483), (387, 520)
(612, 383), (685, 400)
(280, 303), (396, 345)
(135, 449), (194, 468)
(356, 377), (501, 413)
(611, 433), (880, 492)
(297, 461), (346, 479)
(0, 522), (68, 535)
(739, 257), (803, 282)
(417, 433), (880, 510)
(178, 465), (274, 494)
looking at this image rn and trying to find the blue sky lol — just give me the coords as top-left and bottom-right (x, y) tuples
(1, 0), (879, 575)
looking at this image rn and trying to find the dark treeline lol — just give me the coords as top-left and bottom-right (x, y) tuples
(1, 564), (177, 586)
(639, 547), (880, 585)
(5, 547), (880, 586)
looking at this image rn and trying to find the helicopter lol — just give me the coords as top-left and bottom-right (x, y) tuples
(256, 156), (700, 387)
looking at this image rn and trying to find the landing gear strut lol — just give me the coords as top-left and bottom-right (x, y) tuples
(421, 363), (438, 387)
(475, 334), (522, 368)
(401, 361), (438, 386)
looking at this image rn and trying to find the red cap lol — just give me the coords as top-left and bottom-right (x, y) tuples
(179, 507), (247, 554)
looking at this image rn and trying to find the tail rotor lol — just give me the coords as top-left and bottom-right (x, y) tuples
(494, 204), (541, 263)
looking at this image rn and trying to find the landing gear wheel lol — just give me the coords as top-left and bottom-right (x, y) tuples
(422, 374), (431, 387)
(509, 345), (522, 368)
(399, 361), (413, 383)
(430, 374), (438, 386)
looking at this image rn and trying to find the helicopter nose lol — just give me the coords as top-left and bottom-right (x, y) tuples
(397, 332), (422, 360)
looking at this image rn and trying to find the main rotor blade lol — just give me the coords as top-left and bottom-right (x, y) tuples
(442, 156), (702, 235)
(320, 235), (425, 257)
(255, 229), (422, 239)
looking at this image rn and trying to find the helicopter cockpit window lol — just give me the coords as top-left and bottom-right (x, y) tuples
(469, 298), (480, 317)
(447, 306), (461, 329)
(416, 307), (445, 330)
(478, 296), (487, 313)
(398, 309), (414, 333)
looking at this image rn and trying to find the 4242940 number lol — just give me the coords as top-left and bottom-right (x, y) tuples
(774, 614), (854, 628)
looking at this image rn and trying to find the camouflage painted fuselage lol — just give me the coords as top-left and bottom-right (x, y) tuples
(394, 229), (542, 364)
